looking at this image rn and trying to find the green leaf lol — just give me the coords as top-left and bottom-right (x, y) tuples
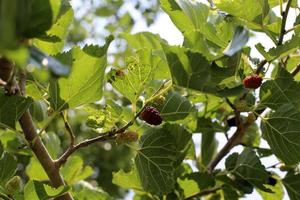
(159, 0), (194, 33)
(49, 36), (113, 111)
(155, 90), (193, 121)
(224, 26), (249, 56)
(42, 132), (61, 159)
(135, 123), (191, 194)
(200, 132), (218, 167)
(121, 32), (170, 79)
(262, 104), (300, 165)
(26, 157), (48, 181)
(16, 0), (53, 38)
(29, 100), (48, 122)
(226, 148), (271, 191)
(258, 175), (284, 200)
(160, 0), (234, 50)
(196, 117), (221, 166)
(0, 90), (32, 129)
(108, 49), (155, 104)
(0, 142), (17, 186)
(72, 181), (111, 200)
(177, 172), (215, 199)
(85, 100), (123, 131)
(242, 123), (261, 147)
(34, 0), (74, 55)
(61, 156), (93, 185)
(112, 169), (142, 191)
(24, 180), (70, 200)
(215, 0), (265, 21)
(283, 173), (300, 200)
(121, 32), (164, 50)
(259, 67), (300, 110)
(163, 45), (238, 96)
(26, 82), (45, 100)
(256, 35), (300, 61)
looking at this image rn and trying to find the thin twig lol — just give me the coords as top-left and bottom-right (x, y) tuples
(18, 69), (27, 96)
(225, 98), (236, 111)
(61, 112), (75, 146)
(55, 107), (145, 167)
(278, 0), (293, 45)
(185, 186), (223, 200)
(255, 60), (268, 74)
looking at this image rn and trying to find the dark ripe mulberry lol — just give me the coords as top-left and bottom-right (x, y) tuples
(140, 106), (162, 125)
(243, 74), (263, 89)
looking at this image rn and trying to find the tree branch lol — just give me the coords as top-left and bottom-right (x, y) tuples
(208, 113), (254, 173)
(185, 186), (223, 200)
(55, 107), (145, 167)
(0, 59), (73, 200)
(61, 112), (75, 147)
(255, 59), (267, 74)
(278, 0), (293, 45)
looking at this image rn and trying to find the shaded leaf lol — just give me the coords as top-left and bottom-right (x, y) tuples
(262, 104), (300, 164)
(283, 173), (300, 200)
(0, 142), (17, 186)
(163, 45), (239, 96)
(135, 123), (191, 194)
(156, 90), (193, 121)
(226, 148), (271, 191)
(259, 67), (300, 110)
(0, 90), (32, 129)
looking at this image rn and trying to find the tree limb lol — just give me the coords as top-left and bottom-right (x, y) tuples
(255, 59), (267, 75)
(61, 112), (75, 147)
(0, 59), (73, 200)
(208, 113), (254, 173)
(278, 0), (293, 45)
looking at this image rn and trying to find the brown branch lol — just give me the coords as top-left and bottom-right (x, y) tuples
(61, 112), (75, 147)
(208, 113), (254, 173)
(0, 59), (73, 200)
(255, 59), (267, 75)
(18, 69), (27, 96)
(225, 98), (236, 111)
(55, 107), (145, 167)
(185, 186), (223, 200)
(278, 0), (293, 45)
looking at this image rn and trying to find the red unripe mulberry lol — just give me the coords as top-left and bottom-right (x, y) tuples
(243, 75), (263, 89)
